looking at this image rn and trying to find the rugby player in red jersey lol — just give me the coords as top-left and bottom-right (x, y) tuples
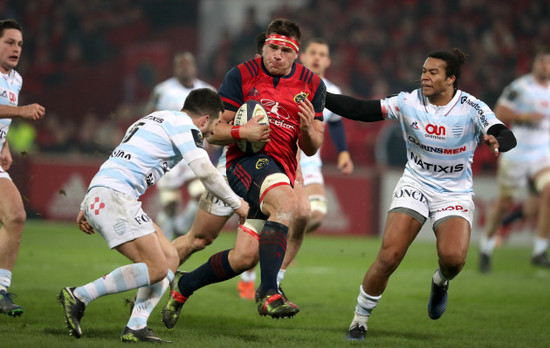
(161, 18), (325, 327)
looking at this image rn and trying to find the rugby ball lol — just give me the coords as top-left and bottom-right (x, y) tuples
(233, 100), (269, 153)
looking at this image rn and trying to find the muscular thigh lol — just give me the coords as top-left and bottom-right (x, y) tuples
(0, 178), (24, 221)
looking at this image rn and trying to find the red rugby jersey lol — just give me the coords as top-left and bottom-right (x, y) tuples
(219, 56), (326, 183)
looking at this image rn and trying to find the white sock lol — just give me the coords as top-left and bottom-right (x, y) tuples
(533, 237), (549, 256)
(127, 270), (174, 330)
(479, 235), (496, 255)
(0, 269), (12, 289)
(74, 263), (150, 306)
(354, 285), (381, 318)
(240, 269), (256, 283)
(432, 268), (450, 286)
(277, 269), (286, 288)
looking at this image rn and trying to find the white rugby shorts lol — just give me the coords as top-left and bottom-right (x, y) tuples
(81, 186), (156, 249)
(497, 154), (550, 197)
(301, 165), (324, 186)
(389, 175), (475, 228)
(197, 176), (234, 217)
(0, 167), (10, 180)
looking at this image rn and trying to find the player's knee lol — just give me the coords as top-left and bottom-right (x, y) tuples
(232, 248), (259, 272)
(192, 235), (214, 251)
(148, 263), (169, 284)
(377, 247), (405, 273)
(3, 206), (26, 230)
(440, 252), (466, 274)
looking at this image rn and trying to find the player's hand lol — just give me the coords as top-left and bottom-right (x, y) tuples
(483, 134), (500, 157)
(76, 210), (95, 234)
(234, 199), (249, 225)
(0, 143), (12, 171)
(337, 151), (354, 175)
(298, 99), (315, 132)
(18, 103), (46, 121)
(241, 114), (271, 143)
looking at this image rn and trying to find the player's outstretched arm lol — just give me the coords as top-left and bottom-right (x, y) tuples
(325, 92), (384, 122)
(0, 103), (45, 121)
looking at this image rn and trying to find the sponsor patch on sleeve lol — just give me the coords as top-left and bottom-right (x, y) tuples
(191, 129), (204, 148)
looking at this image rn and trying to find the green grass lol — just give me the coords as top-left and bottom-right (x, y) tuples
(2, 220), (550, 347)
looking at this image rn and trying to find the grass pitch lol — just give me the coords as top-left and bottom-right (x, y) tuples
(2, 220), (550, 347)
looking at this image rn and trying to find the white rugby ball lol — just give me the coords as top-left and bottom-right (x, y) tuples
(233, 100), (269, 153)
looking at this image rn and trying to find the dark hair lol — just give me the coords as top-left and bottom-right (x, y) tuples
(0, 19), (22, 38)
(427, 48), (467, 89)
(266, 18), (301, 45)
(182, 88), (224, 119)
(303, 37), (330, 52)
(255, 32), (266, 55)
(534, 47), (550, 60)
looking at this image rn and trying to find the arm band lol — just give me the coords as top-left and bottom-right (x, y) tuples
(327, 119), (348, 152)
(188, 157), (241, 210)
(231, 126), (242, 140)
(487, 123), (517, 152)
(325, 92), (384, 122)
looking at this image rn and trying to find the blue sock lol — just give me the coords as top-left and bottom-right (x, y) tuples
(258, 221), (288, 297)
(178, 249), (237, 297)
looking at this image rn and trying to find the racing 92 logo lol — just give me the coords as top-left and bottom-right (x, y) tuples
(425, 124), (445, 136)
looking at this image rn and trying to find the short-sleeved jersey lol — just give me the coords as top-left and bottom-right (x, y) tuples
(0, 70), (22, 149)
(89, 111), (208, 198)
(497, 73), (550, 163)
(219, 56), (326, 183)
(300, 77), (342, 169)
(383, 89), (503, 194)
(150, 77), (216, 111)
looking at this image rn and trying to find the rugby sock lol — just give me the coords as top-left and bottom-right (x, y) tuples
(432, 268), (450, 286)
(127, 270), (174, 330)
(74, 263), (150, 306)
(533, 237), (549, 256)
(240, 269), (256, 283)
(258, 221), (288, 296)
(276, 269), (286, 287)
(0, 269), (12, 289)
(354, 285), (381, 320)
(178, 249), (237, 297)
(480, 235), (496, 255)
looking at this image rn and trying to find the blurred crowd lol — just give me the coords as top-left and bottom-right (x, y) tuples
(3, 0), (549, 170)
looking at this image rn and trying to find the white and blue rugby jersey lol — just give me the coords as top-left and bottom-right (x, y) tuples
(151, 77), (215, 111)
(498, 73), (550, 162)
(299, 78), (342, 169)
(0, 70), (22, 149)
(89, 111), (208, 198)
(383, 89), (503, 194)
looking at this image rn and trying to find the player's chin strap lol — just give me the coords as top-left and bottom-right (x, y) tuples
(487, 124), (516, 152)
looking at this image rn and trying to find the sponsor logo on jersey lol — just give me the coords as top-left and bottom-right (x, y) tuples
(9, 92), (16, 103)
(394, 187), (428, 204)
(408, 136), (466, 155)
(260, 99), (295, 130)
(0, 129), (6, 139)
(435, 204), (468, 213)
(461, 96), (489, 127)
(161, 161), (169, 173)
(256, 158), (269, 169)
(146, 173), (154, 187)
(143, 115), (164, 123)
(410, 121), (419, 130)
(110, 149), (132, 160)
(293, 92), (309, 103)
(0, 90), (7, 98)
(410, 152), (464, 173)
(247, 87), (260, 97)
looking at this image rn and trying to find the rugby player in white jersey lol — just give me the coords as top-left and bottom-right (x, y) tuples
(273, 37), (354, 295)
(324, 48), (517, 341)
(0, 19), (45, 317)
(58, 88), (248, 343)
(145, 51), (216, 240)
(480, 48), (550, 272)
